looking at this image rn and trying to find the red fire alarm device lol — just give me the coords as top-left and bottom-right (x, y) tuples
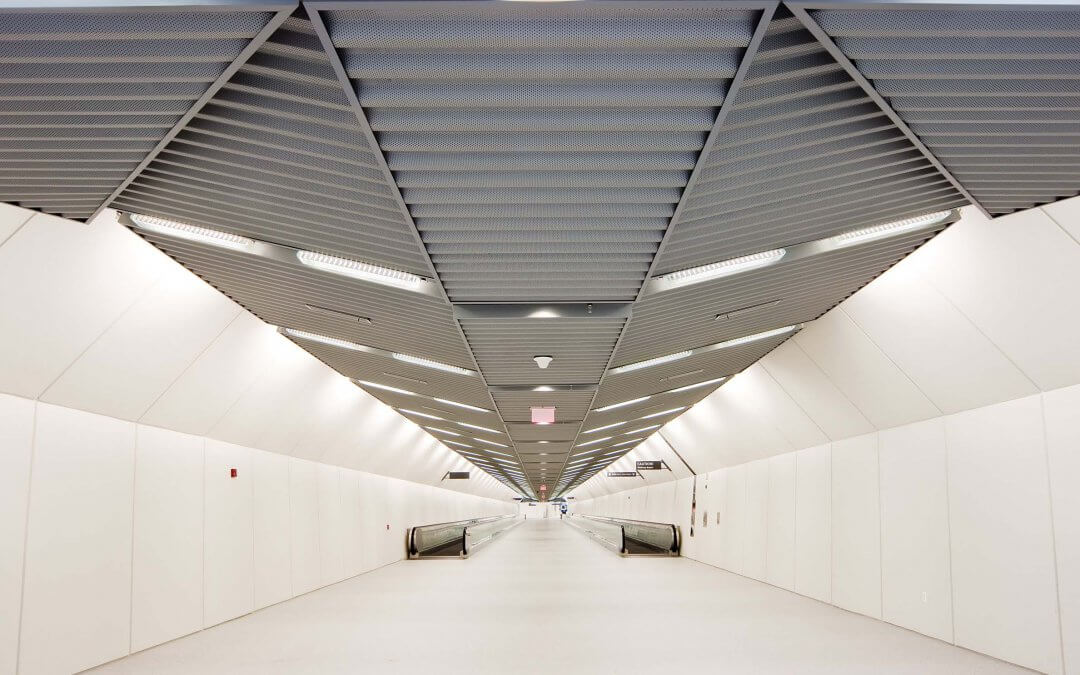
(230, 468), (237, 478)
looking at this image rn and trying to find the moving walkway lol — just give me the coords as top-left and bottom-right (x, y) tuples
(407, 514), (523, 559)
(566, 515), (680, 557)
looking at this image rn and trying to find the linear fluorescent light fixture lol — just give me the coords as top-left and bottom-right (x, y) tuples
(284, 328), (366, 351)
(663, 376), (727, 395)
(594, 396), (650, 413)
(398, 409), (443, 421)
(825, 211), (952, 250)
(656, 248), (786, 287)
(425, 427), (461, 437)
(129, 214), (255, 252)
(583, 421), (625, 434)
(392, 353), (474, 376)
(610, 350), (692, 375)
(443, 439), (474, 449)
(296, 250), (424, 291)
(712, 325), (798, 350)
(639, 406), (687, 420)
(611, 438), (645, 448)
(433, 397), (490, 413)
(458, 422), (501, 434)
(356, 380), (416, 396)
(623, 424), (661, 435)
(473, 437), (509, 448)
(576, 436), (612, 448)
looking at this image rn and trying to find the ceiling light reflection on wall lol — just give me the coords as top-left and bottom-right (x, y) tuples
(130, 214), (256, 252)
(296, 250), (424, 290)
(825, 211), (952, 250)
(656, 248), (786, 287)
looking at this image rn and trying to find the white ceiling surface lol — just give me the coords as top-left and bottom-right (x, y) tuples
(0, 203), (512, 500)
(572, 197), (1080, 498)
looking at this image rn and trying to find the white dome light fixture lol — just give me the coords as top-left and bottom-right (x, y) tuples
(533, 355), (554, 369)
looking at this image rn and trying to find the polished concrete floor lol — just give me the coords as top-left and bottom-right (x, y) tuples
(89, 518), (1031, 674)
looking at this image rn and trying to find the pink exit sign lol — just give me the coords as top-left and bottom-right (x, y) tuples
(531, 406), (556, 424)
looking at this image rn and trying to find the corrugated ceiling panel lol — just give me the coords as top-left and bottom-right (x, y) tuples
(0, 7), (276, 220)
(459, 317), (625, 386)
(134, 234), (472, 367)
(112, 13), (431, 274)
(319, 2), (763, 302)
(810, 5), (1080, 215)
(653, 7), (969, 274)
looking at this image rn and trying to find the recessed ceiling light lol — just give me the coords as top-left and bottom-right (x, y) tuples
(473, 437), (509, 448)
(610, 350), (692, 375)
(656, 248), (786, 287)
(424, 427), (461, 437)
(663, 376), (728, 395)
(583, 421), (625, 434)
(398, 409), (442, 421)
(296, 250), (424, 290)
(458, 422), (501, 434)
(639, 406), (687, 420)
(826, 210), (952, 249)
(576, 436), (612, 447)
(129, 214), (256, 252)
(356, 380), (416, 396)
(433, 397), (490, 413)
(594, 396), (650, 413)
(392, 352), (474, 376)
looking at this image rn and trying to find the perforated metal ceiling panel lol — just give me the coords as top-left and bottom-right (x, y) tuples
(803, 3), (1080, 215)
(314, 1), (764, 303)
(9, 0), (1080, 498)
(0, 3), (285, 220)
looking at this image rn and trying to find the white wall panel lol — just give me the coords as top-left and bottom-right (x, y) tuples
(140, 313), (279, 436)
(766, 453), (796, 591)
(252, 449), (292, 610)
(340, 470), (364, 578)
(40, 262), (240, 421)
(1043, 384), (1080, 675)
(878, 419), (953, 642)
(759, 340), (874, 441)
(794, 444), (831, 603)
(912, 207), (1080, 390)
(842, 263), (1037, 415)
(0, 394), (34, 675)
(0, 213), (165, 399)
(830, 434), (881, 619)
(945, 396), (1062, 674)
(19, 404), (135, 675)
(317, 464), (345, 585)
(744, 459), (769, 581)
(289, 458), (321, 596)
(131, 426), (204, 652)
(794, 311), (940, 430)
(0, 202), (33, 245)
(1043, 195), (1080, 244)
(741, 364), (830, 451)
(724, 465), (747, 574)
(203, 439), (253, 627)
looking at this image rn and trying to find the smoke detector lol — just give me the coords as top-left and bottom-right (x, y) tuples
(533, 355), (553, 369)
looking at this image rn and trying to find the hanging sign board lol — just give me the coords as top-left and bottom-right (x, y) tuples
(636, 460), (663, 471)
(608, 471), (638, 477)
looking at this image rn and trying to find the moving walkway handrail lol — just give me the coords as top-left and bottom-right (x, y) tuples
(571, 514), (681, 556)
(407, 514), (522, 559)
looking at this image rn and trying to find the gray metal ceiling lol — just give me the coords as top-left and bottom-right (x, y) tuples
(800, 3), (1080, 215)
(4, 0), (1080, 497)
(0, 4), (286, 220)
